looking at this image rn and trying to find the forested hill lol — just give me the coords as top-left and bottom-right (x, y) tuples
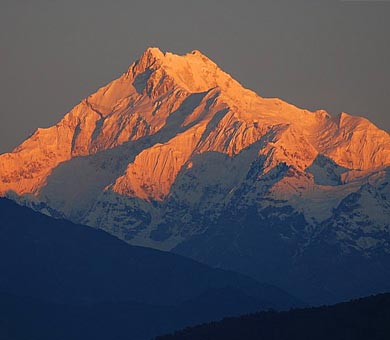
(155, 293), (390, 340)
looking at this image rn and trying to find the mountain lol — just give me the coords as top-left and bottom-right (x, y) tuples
(154, 293), (390, 340)
(1, 47), (390, 304)
(0, 197), (299, 340)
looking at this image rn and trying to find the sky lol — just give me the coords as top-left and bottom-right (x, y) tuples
(0, 0), (389, 153)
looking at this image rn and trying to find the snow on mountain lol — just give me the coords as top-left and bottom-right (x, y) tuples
(1, 47), (390, 303)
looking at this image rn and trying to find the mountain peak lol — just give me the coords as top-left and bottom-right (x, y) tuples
(185, 49), (215, 63)
(140, 47), (212, 64)
(132, 47), (165, 73)
(190, 49), (203, 55)
(129, 47), (249, 96)
(145, 46), (164, 57)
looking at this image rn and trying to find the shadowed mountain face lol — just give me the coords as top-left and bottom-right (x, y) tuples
(155, 293), (390, 340)
(1, 48), (390, 304)
(0, 198), (297, 307)
(0, 198), (299, 340)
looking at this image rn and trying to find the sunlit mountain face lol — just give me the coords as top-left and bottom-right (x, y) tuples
(1, 48), (390, 304)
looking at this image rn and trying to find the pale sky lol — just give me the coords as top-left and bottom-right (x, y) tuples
(1, 0), (389, 153)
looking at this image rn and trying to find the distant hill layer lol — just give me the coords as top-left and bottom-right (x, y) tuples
(0, 197), (299, 340)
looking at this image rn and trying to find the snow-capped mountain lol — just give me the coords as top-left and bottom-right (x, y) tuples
(1, 47), (390, 304)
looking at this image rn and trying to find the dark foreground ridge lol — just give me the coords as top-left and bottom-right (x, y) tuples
(0, 198), (299, 340)
(154, 293), (390, 340)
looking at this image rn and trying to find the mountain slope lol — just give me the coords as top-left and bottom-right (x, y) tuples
(1, 48), (390, 304)
(0, 198), (297, 308)
(0, 198), (300, 340)
(155, 293), (390, 340)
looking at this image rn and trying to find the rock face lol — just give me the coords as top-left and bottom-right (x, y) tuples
(1, 47), (390, 304)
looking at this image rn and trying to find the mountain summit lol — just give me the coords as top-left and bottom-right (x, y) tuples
(2, 48), (389, 197)
(1, 48), (390, 304)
